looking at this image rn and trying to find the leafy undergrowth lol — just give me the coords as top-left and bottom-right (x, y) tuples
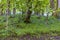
(0, 14), (60, 39)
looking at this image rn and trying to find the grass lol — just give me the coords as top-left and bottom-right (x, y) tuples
(0, 14), (60, 38)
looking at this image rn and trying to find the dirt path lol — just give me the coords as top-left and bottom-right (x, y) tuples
(0, 34), (60, 40)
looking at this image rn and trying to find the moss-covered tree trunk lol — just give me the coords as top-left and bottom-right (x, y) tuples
(51, 0), (58, 18)
(24, 0), (32, 23)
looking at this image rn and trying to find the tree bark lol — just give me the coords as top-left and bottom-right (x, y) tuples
(52, 0), (58, 18)
(50, 0), (58, 18)
(24, 8), (32, 23)
(24, 0), (32, 23)
(50, 0), (55, 10)
(7, 0), (11, 15)
(0, 9), (3, 15)
(0, 4), (4, 15)
(13, 7), (16, 15)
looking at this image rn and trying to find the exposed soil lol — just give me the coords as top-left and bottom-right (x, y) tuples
(0, 34), (60, 40)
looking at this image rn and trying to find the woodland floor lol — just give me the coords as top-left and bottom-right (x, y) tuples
(0, 15), (60, 40)
(0, 34), (60, 40)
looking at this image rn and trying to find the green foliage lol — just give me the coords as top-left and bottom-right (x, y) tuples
(0, 16), (6, 29)
(0, 15), (60, 38)
(0, 0), (60, 39)
(0, 0), (50, 13)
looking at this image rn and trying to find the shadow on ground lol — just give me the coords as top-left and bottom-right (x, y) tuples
(0, 34), (60, 40)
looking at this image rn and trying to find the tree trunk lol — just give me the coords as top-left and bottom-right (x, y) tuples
(7, 0), (11, 15)
(46, 12), (49, 24)
(24, 0), (32, 23)
(21, 9), (24, 17)
(0, 4), (3, 15)
(52, 0), (58, 17)
(0, 9), (3, 15)
(50, 0), (55, 10)
(57, 0), (60, 18)
(24, 9), (32, 23)
(42, 10), (44, 16)
(50, 0), (55, 16)
(13, 7), (16, 15)
(50, 0), (58, 18)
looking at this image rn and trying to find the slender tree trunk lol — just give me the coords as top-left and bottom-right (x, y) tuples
(35, 11), (40, 19)
(0, 4), (3, 15)
(1, 9), (3, 15)
(13, 7), (16, 15)
(46, 12), (49, 24)
(24, 0), (32, 23)
(21, 9), (24, 17)
(56, 0), (58, 9)
(42, 10), (44, 16)
(7, 0), (11, 15)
